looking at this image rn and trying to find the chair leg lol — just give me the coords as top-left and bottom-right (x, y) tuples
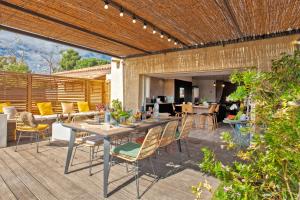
(89, 146), (95, 176)
(148, 157), (157, 178)
(70, 145), (78, 166)
(15, 131), (22, 152)
(183, 139), (191, 158)
(177, 140), (182, 152)
(135, 161), (140, 199)
(36, 133), (40, 153)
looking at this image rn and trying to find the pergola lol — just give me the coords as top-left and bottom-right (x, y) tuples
(1, 0), (300, 58)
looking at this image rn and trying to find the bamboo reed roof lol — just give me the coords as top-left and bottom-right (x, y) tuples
(1, 0), (300, 58)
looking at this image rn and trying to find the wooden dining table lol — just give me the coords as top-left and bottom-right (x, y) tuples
(62, 117), (179, 198)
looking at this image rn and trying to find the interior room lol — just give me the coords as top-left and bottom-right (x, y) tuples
(144, 70), (239, 121)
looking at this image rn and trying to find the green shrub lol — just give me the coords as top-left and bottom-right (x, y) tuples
(193, 51), (300, 199)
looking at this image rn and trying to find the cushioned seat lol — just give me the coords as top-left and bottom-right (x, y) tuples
(85, 135), (104, 145)
(175, 130), (180, 139)
(37, 124), (49, 131)
(111, 142), (141, 158)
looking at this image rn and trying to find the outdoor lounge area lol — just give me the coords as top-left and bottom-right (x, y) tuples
(1, 0), (300, 200)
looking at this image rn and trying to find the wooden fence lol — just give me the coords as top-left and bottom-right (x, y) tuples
(0, 71), (110, 114)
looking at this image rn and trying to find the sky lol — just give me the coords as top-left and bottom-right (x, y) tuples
(0, 30), (111, 74)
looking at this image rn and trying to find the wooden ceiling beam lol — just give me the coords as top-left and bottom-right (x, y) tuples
(0, 1), (149, 54)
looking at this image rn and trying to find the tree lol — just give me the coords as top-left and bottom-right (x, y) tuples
(193, 51), (300, 199)
(0, 56), (30, 73)
(75, 57), (110, 69)
(40, 45), (59, 74)
(59, 49), (81, 70)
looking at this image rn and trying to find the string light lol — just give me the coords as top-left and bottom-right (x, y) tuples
(152, 29), (156, 34)
(104, 1), (109, 9)
(168, 37), (171, 42)
(222, 83), (225, 88)
(132, 16), (136, 23)
(143, 22), (147, 29)
(213, 82), (216, 87)
(160, 32), (164, 38)
(174, 41), (178, 45)
(119, 7), (124, 17)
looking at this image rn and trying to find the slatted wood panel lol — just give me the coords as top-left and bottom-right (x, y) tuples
(0, 71), (28, 112)
(0, 71), (110, 114)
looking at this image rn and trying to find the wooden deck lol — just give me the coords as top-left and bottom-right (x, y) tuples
(0, 126), (234, 200)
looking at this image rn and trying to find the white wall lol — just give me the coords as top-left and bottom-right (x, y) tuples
(111, 58), (124, 105)
(0, 114), (7, 148)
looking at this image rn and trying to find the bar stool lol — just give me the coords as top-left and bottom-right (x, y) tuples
(199, 104), (217, 130)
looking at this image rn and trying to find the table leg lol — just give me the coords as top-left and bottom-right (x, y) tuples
(103, 136), (111, 198)
(64, 130), (76, 174)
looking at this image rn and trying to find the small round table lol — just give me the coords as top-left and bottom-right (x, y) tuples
(223, 119), (251, 148)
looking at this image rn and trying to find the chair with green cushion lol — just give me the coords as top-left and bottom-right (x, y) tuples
(111, 126), (162, 199)
(175, 116), (194, 157)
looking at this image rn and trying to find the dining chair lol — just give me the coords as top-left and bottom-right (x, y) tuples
(199, 104), (217, 130)
(157, 120), (178, 154)
(70, 115), (103, 175)
(175, 116), (194, 157)
(213, 104), (220, 129)
(15, 112), (50, 153)
(111, 126), (162, 199)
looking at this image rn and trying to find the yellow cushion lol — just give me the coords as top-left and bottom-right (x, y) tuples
(37, 124), (49, 131)
(61, 102), (74, 114)
(37, 102), (54, 116)
(77, 101), (90, 112)
(0, 102), (11, 113)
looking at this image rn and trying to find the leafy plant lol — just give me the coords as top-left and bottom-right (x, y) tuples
(111, 99), (131, 122)
(193, 51), (300, 199)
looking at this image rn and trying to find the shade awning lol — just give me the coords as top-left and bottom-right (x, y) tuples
(1, 0), (300, 58)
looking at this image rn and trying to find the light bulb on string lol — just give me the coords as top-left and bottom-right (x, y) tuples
(104, 1), (109, 9)
(132, 16), (136, 23)
(143, 22), (147, 29)
(119, 7), (124, 17)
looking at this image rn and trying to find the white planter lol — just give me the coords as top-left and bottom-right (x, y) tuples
(0, 114), (7, 148)
(51, 122), (72, 141)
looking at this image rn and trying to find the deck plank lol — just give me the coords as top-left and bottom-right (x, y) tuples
(0, 152), (37, 200)
(0, 175), (17, 200)
(0, 151), (58, 200)
(1, 126), (233, 200)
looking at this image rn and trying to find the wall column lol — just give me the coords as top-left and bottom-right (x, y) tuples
(110, 58), (124, 107)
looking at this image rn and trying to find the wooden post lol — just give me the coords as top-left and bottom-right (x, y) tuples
(27, 74), (32, 112)
(85, 80), (90, 105)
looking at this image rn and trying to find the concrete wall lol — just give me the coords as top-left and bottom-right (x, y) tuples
(192, 79), (216, 102)
(150, 77), (165, 98)
(123, 35), (299, 111)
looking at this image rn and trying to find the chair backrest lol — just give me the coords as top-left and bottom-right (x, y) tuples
(136, 126), (162, 160)
(72, 115), (89, 123)
(159, 120), (178, 148)
(178, 116), (193, 139)
(16, 112), (37, 131)
(214, 104), (220, 113)
(182, 104), (193, 114)
(208, 104), (217, 114)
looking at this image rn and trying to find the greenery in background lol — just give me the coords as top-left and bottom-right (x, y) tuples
(193, 51), (300, 199)
(59, 49), (110, 71)
(0, 56), (30, 73)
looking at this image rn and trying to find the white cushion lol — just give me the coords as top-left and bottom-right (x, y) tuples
(3, 106), (17, 119)
(85, 135), (103, 145)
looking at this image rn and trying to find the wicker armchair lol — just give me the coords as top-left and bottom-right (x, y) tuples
(15, 112), (49, 152)
(111, 126), (162, 199)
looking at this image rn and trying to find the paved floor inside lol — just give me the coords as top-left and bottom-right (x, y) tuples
(0, 124), (236, 200)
